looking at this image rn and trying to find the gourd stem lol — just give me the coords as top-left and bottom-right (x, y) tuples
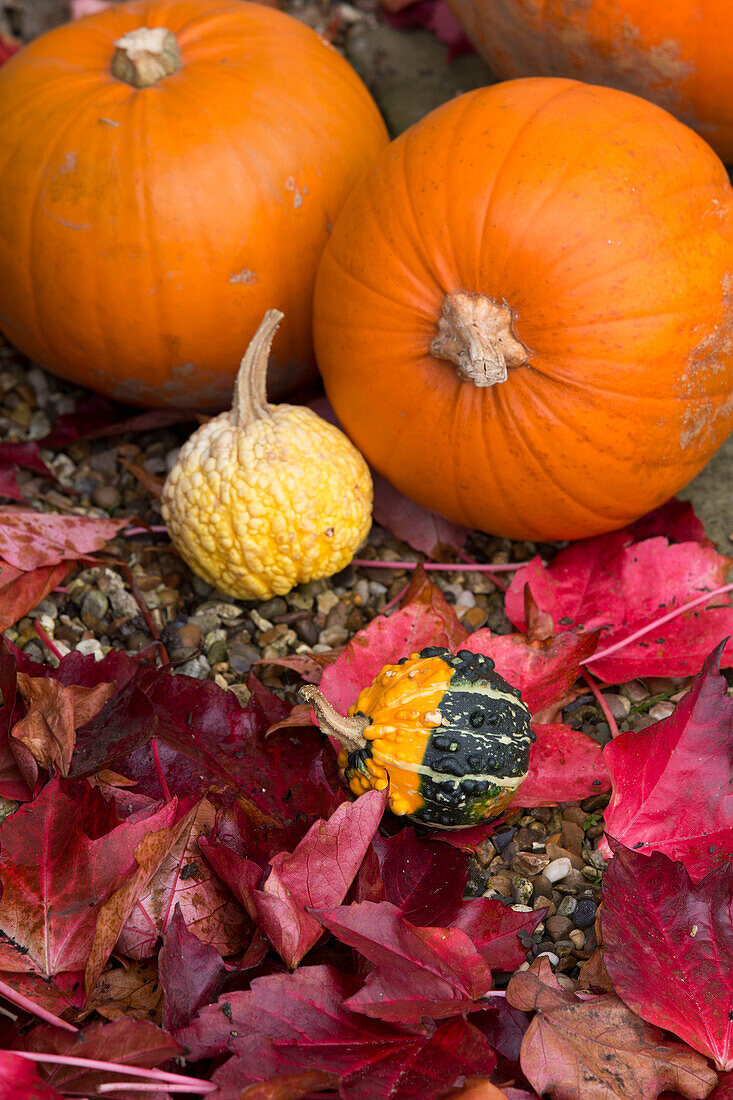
(430, 291), (528, 386)
(112, 27), (182, 89)
(231, 309), (284, 427)
(299, 685), (369, 753)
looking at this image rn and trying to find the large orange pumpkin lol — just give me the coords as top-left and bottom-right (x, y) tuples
(313, 78), (733, 541)
(0, 0), (387, 408)
(445, 0), (733, 164)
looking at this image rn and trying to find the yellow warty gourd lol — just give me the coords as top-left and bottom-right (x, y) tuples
(161, 310), (372, 600)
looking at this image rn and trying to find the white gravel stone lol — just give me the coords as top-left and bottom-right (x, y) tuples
(544, 857), (573, 884)
(75, 638), (104, 661)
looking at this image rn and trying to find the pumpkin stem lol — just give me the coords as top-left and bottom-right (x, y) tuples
(112, 27), (182, 89)
(430, 292), (528, 386)
(299, 685), (370, 753)
(231, 309), (284, 427)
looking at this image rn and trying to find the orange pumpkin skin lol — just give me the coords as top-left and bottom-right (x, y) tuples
(445, 0), (733, 164)
(0, 0), (387, 409)
(313, 79), (733, 541)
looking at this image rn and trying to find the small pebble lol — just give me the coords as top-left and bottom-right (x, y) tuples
(602, 692), (631, 719)
(514, 827), (537, 850)
(561, 821), (585, 856)
(461, 606), (488, 631)
(493, 829), (516, 854)
(319, 625), (349, 647)
(573, 899), (598, 928)
(584, 852), (607, 874)
(557, 896), (577, 917)
(474, 838), (497, 867)
(27, 598), (58, 621)
(536, 951), (559, 967)
(511, 876), (534, 906)
(510, 903), (533, 913)
(258, 596), (288, 619)
(512, 852), (550, 876)
(486, 875), (512, 897)
(531, 874), (554, 900)
(569, 929), (586, 950)
(544, 857), (572, 884)
(618, 680), (647, 702)
(177, 623), (202, 649)
(648, 701), (675, 720)
(175, 654), (211, 679)
(545, 915), (573, 942)
(556, 869), (588, 892)
(563, 806), (588, 826)
(81, 590), (109, 629)
(228, 683), (252, 708)
(546, 842), (585, 870)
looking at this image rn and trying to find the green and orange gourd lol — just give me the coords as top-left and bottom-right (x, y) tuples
(302, 647), (535, 828)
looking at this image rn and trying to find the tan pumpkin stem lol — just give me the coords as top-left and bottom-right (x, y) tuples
(112, 27), (182, 89)
(299, 685), (369, 753)
(430, 292), (528, 386)
(231, 309), (284, 427)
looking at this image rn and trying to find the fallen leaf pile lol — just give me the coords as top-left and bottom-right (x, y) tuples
(0, 476), (730, 1099)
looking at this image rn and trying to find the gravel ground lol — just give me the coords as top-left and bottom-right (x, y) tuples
(0, 332), (696, 988)
(1, 0), (729, 992)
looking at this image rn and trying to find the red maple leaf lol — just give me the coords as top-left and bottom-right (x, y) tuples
(40, 393), (195, 446)
(0, 442), (58, 504)
(200, 789), (387, 967)
(602, 840), (733, 1071)
(602, 643), (733, 879)
(0, 779), (195, 1006)
(317, 569), (466, 714)
(372, 473), (470, 557)
(507, 960), (717, 1099)
(176, 965), (497, 1099)
(314, 900), (494, 1021)
(0, 508), (126, 570)
(115, 799), (250, 960)
(0, 1052), (62, 1099)
(0, 33), (20, 67)
(505, 530), (733, 680)
(14, 1018), (181, 1096)
(466, 622), (599, 715)
(373, 828), (542, 970)
(514, 723), (610, 807)
(0, 561), (72, 637)
(158, 905), (226, 1033)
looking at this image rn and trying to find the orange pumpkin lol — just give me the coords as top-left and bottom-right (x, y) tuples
(0, 0), (387, 409)
(445, 0), (733, 163)
(313, 78), (733, 541)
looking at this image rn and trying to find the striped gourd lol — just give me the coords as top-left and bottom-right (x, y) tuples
(302, 647), (534, 828)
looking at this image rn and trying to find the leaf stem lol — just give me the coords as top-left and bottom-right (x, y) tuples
(0, 977), (77, 1033)
(97, 1084), (206, 1094)
(10, 1051), (216, 1091)
(581, 581), (733, 667)
(350, 559), (525, 573)
(582, 671), (619, 740)
(150, 737), (172, 801)
(33, 620), (63, 661)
